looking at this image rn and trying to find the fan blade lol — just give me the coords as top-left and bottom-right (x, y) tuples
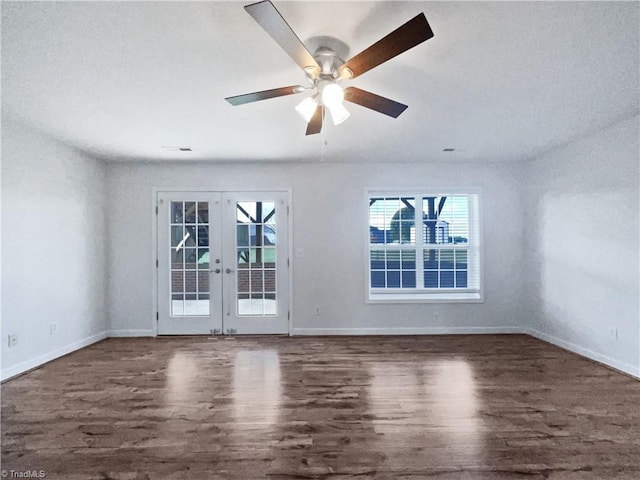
(305, 105), (324, 135)
(339, 13), (433, 79)
(225, 85), (305, 106)
(245, 1), (320, 77)
(344, 87), (408, 118)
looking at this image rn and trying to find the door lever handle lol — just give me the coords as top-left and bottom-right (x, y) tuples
(211, 268), (221, 274)
(225, 268), (234, 274)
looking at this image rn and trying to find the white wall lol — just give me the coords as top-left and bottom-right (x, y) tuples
(1, 117), (108, 380)
(106, 159), (525, 336)
(523, 115), (640, 377)
(4, 115), (637, 379)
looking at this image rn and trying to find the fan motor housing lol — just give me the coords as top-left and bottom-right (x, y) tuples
(311, 47), (345, 80)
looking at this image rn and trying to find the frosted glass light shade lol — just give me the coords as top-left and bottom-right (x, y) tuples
(295, 97), (317, 123)
(328, 102), (350, 125)
(321, 83), (344, 109)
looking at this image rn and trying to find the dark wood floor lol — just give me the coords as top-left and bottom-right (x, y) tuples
(2, 335), (639, 479)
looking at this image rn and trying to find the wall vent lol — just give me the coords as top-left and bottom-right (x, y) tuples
(161, 146), (192, 152)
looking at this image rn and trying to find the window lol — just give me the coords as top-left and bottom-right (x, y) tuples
(368, 192), (481, 302)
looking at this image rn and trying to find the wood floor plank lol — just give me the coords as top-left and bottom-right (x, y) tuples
(1, 335), (639, 479)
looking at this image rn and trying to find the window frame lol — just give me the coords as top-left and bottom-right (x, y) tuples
(365, 189), (483, 304)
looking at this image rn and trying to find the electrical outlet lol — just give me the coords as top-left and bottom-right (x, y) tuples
(50, 322), (57, 334)
(608, 327), (618, 340)
(434, 312), (440, 321)
(315, 306), (321, 316)
(8, 334), (18, 348)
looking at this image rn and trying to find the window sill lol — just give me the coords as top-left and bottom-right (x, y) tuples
(367, 291), (483, 304)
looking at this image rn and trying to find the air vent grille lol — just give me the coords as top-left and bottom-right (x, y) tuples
(161, 146), (192, 152)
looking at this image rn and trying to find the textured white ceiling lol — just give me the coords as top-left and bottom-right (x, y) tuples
(2, 1), (638, 162)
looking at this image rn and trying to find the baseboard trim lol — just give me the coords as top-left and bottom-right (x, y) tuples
(1, 331), (109, 382)
(108, 329), (155, 337)
(3, 327), (636, 381)
(526, 328), (640, 379)
(291, 326), (526, 336)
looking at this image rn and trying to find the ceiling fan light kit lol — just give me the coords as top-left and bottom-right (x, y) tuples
(327, 100), (350, 126)
(294, 96), (318, 123)
(321, 83), (344, 109)
(224, 0), (434, 136)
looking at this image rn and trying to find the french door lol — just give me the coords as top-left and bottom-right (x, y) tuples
(157, 191), (289, 335)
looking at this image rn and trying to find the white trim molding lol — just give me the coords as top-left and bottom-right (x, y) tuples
(108, 329), (155, 337)
(3, 328), (636, 382)
(1, 331), (109, 382)
(526, 328), (640, 379)
(292, 327), (640, 379)
(292, 326), (525, 336)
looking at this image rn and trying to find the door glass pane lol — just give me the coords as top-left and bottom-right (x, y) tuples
(237, 225), (250, 246)
(172, 294), (184, 316)
(185, 226), (196, 247)
(198, 271), (209, 294)
(171, 271), (183, 293)
(185, 293), (197, 315)
(197, 202), (209, 223)
(251, 293), (265, 315)
(263, 202), (276, 224)
(171, 225), (184, 247)
(264, 227), (276, 245)
(171, 202), (184, 223)
(198, 294), (210, 315)
(171, 249), (183, 269)
(197, 226), (209, 246)
(237, 249), (249, 268)
(185, 202), (196, 223)
(197, 248), (209, 269)
(264, 270), (276, 294)
(184, 248), (197, 269)
(169, 201), (210, 317)
(185, 271), (197, 293)
(236, 201), (277, 316)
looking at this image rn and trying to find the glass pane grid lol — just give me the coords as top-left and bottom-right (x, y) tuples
(423, 248), (468, 289)
(369, 197), (416, 245)
(423, 196), (469, 245)
(236, 201), (277, 316)
(370, 194), (475, 292)
(371, 249), (417, 288)
(170, 201), (210, 317)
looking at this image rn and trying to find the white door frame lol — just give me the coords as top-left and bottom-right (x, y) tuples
(151, 187), (293, 336)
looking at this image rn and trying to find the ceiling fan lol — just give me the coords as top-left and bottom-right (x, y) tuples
(224, 0), (434, 136)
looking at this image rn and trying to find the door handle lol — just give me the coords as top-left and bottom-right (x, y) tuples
(226, 268), (234, 274)
(211, 268), (221, 274)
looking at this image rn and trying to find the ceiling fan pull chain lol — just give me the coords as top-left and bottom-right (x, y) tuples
(322, 107), (329, 146)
